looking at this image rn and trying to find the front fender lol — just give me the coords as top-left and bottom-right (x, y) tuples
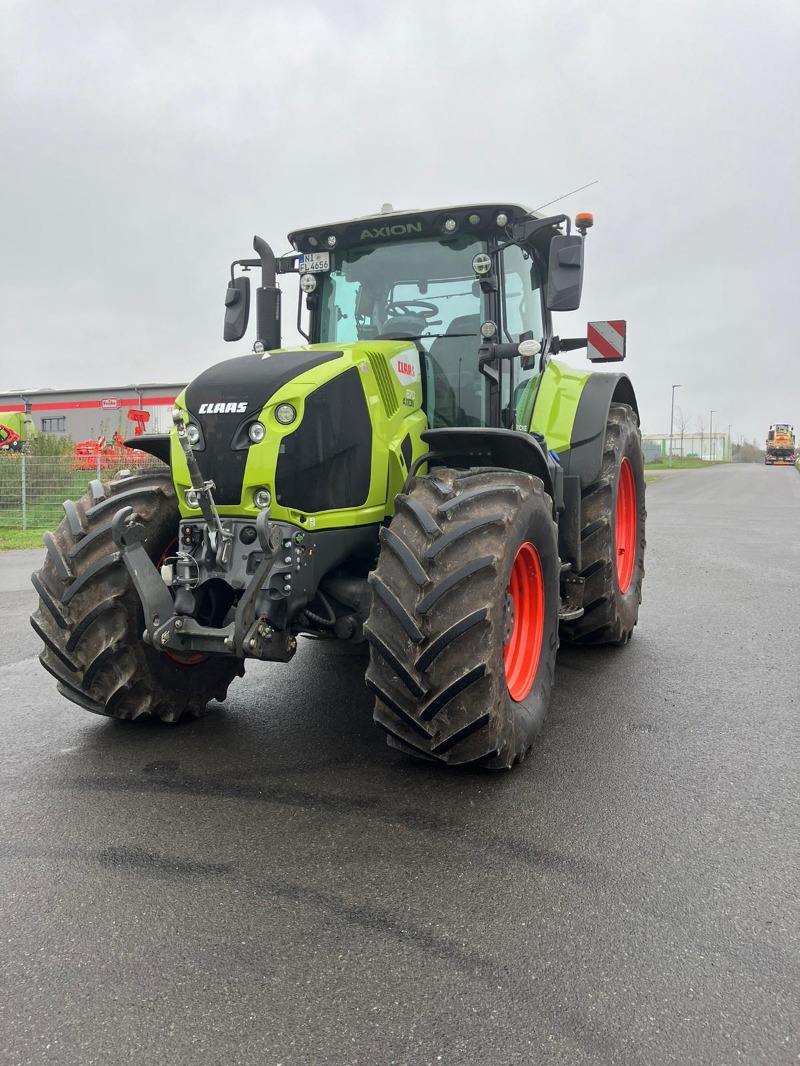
(420, 426), (562, 512)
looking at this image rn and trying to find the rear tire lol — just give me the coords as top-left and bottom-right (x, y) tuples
(561, 403), (646, 645)
(365, 468), (560, 768)
(30, 470), (243, 722)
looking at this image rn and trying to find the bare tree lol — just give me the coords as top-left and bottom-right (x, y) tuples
(738, 438), (766, 463)
(697, 415), (706, 460)
(673, 407), (691, 458)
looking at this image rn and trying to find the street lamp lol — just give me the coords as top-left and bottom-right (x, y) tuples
(710, 409), (716, 462)
(669, 384), (682, 468)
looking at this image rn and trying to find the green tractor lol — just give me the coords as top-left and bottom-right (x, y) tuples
(30, 203), (645, 769)
(0, 410), (34, 451)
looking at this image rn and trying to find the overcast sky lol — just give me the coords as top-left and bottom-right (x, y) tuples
(2, 0), (798, 442)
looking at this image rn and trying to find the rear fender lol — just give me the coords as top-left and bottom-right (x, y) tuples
(560, 372), (638, 487)
(531, 360), (638, 488)
(530, 361), (639, 572)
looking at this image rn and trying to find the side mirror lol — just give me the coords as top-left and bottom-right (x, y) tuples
(223, 275), (251, 341)
(546, 234), (584, 312)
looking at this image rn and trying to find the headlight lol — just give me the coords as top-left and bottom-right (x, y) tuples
(254, 488), (271, 509)
(248, 422), (266, 443)
(186, 423), (200, 446)
(275, 403), (296, 425)
(185, 489), (200, 509)
(299, 273), (317, 293)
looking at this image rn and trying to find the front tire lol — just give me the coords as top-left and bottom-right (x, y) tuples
(365, 468), (560, 768)
(31, 470), (244, 722)
(561, 402), (646, 645)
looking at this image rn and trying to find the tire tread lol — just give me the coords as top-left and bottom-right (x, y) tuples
(31, 470), (241, 722)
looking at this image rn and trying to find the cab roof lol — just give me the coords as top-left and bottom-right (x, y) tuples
(287, 203), (559, 255)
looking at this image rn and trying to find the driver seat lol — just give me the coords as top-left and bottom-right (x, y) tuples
(376, 315), (427, 340)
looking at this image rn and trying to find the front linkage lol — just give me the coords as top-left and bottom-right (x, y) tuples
(110, 504), (297, 663)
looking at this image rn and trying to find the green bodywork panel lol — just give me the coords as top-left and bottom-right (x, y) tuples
(527, 359), (592, 455)
(170, 346), (607, 530)
(171, 341), (428, 528)
(0, 411), (35, 441)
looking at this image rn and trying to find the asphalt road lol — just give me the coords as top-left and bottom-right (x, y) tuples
(1, 464), (798, 1066)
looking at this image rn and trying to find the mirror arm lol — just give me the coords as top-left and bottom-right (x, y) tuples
(509, 213), (570, 244)
(229, 259), (260, 283)
(552, 337), (587, 353)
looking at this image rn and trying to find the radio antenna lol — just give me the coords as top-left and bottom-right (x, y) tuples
(533, 180), (599, 213)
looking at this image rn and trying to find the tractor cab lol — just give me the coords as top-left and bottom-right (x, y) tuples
(310, 231), (496, 428)
(224, 204), (590, 432)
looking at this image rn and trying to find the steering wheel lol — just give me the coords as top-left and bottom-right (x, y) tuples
(385, 300), (439, 320)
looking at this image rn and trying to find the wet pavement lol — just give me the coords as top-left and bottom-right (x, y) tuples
(1, 463), (798, 1065)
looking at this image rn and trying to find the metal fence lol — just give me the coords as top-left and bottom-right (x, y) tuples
(0, 452), (165, 530)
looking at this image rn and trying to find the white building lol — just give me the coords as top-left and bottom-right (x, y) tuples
(0, 383), (183, 442)
(641, 433), (731, 462)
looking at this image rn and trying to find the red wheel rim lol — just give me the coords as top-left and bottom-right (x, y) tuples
(615, 457), (636, 593)
(504, 542), (545, 702)
(157, 538), (207, 666)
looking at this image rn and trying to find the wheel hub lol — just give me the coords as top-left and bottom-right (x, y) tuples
(503, 592), (516, 645)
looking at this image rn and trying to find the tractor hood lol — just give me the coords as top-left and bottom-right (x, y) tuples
(171, 341), (426, 527)
(183, 347), (343, 505)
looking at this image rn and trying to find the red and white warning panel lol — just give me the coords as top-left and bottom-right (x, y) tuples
(587, 320), (627, 362)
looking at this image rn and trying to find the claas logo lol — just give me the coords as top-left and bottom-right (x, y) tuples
(391, 355), (419, 386)
(198, 401), (248, 414)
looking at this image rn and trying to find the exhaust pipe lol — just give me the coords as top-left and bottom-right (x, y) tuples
(253, 235), (281, 350)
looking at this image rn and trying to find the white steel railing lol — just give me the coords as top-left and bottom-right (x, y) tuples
(0, 452), (164, 530)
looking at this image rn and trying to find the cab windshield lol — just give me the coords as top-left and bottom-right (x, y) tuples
(315, 235), (544, 428)
(317, 237), (487, 426)
(318, 236), (484, 344)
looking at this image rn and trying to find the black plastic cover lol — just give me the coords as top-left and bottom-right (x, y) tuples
(275, 367), (372, 512)
(124, 434), (170, 463)
(223, 276), (251, 341)
(546, 234), (584, 312)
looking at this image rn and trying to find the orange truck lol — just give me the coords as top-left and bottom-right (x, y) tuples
(765, 424), (796, 466)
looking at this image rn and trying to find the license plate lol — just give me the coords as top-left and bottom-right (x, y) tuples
(298, 251), (331, 273)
